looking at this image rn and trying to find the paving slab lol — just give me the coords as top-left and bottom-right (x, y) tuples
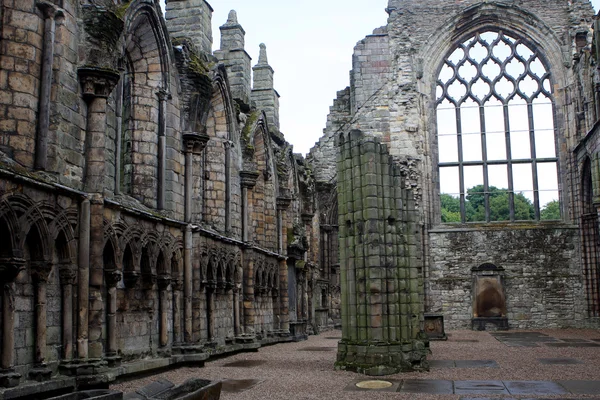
(545, 342), (600, 348)
(537, 358), (583, 365)
(454, 360), (498, 368)
(452, 339), (480, 343)
(429, 360), (456, 368)
(559, 338), (591, 343)
(345, 379), (401, 392)
(399, 379), (454, 394)
(222, 360), (267, 368)
(454, 380), (509, 395)
(296, 346), (335, 351)
(558, 380), (600, 394)
(221, 379), (264, 393)
(504, 380), (569, 395)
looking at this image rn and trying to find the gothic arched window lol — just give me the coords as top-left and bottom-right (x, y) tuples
(436, 31), (560, 222)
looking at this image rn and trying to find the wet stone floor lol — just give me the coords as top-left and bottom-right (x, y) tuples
(112, 329), (600, 399)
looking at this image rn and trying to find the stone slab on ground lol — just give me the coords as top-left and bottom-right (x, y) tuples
(429, 360), (456, 368)
(537, 358), (583, 365)
(454, 380), (509, 395)
(220, 379), (264, 393)
(504, 380), (569, 395)
(558, 380), (600, 394)
(398, 379), (454, 394)
(545, 342), (600, 348)
(222, 360), (267, 368)
(454, 360), (499, 368)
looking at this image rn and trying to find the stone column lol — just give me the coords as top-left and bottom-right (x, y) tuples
(30, 261), (53, 381)
(183, 132), (210, 223)
(0, 258), (25, 387)
(104, 269), (122, 365)
(233, 286), (240, 336)
(157, 274), (171, 349)
(335, 130), (428, 376)
(240, 171), (259, 242)
(183, 226), (193, 343)
(157, 89), (170, 210)
(78, 67), (119, 360)
(59, 264), (77, 362)
(276, 197), (291, 334)
(172, 276), (183, 346)
(77, 199), (90, 360)
(242, 252), (256, 335)
(34, 1), (63, 170)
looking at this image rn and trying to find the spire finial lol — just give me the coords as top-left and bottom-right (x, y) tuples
(258, 43), (268, 65)
(226, 10), (238, 25)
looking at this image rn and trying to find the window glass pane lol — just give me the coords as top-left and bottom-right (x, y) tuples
(537, 162), (558, 191)
(488, 164), (509, 190)
(439, 166), (460, 195)
(484, 98), (505, 134)
(514, 191), (535, 220)
(513, 163), (533, 194)
(437, 101), (457, 135)
(532, 96), (553, 130)
(509, 97), (530, 159)
(438, 134), (458, 163)
(534, 130), (556, 158)
(540, 190), (560, 220)
(462, 133), (482, 162)
(486, 132), (507, 161)
(460, 99), (480, 134)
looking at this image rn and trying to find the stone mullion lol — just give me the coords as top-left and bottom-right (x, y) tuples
(157, 90), (169, 210)
(172, 278), (183, 345)
(243, 252), (256, 335)
(183, 226), (193, 343)
(77, 199), (91, 360)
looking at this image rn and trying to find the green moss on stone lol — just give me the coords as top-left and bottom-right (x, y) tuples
(115, 1), (132, 20)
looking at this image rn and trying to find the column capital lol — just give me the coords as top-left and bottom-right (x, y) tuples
(31, 261), (53, 283)
(36, 0), (63, 19)
(157, 274), (172, 290)
(78, 66), (120, 101)
(156, 89), (171, 101)
(104, 269), (122, 288)
(301, 213), (314, 223)
(182, 132), (210, 154)
(240, 170), (260, 189)
(0, 257), (26, 283)
(59, 264), (77, 285)
(276, 196), (292, 210)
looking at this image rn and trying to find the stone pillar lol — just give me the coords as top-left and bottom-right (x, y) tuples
(59, 264), (77, 361)
(104, 269), (122, 365)
(242, 251), (256, 335)
(157, 274), (171, 349)
(77, 199), (90, 361)
(233, 286), (241, 336)
(35, 1), (63, 170)
(157, 89), (170, 210)
(183, 132), (210, 222)
(183, 226), (193, 343)
(276, 197), (291, 334)
(0, 258), (25, 387)
(240, 171), (259, 242)
(172, 277), (183, 345)
(30, 261), (53, 381)
(335, 130), (428, 376)
(78, 67), (119, 360)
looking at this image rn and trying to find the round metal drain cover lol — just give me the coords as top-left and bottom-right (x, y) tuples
(355, 380), (393, 389)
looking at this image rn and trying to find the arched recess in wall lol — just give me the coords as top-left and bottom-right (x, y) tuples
(117, 1), (171, 209)
(248, 114), (278, 249)
(202, 68), (237, 231)
(580, 156), (600, 317)
(421, 3), (567, 224)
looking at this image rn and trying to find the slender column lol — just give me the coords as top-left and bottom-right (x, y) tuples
(157, 274), (171, 348)
(207, 287), (215, 341)
(172, 277), (183, 345)
(104, 269), (122, 362)
(183, 132), (209, 223)
(0, 259), (25, 387)
(30, 261), (53, 381)
(183, 226), (193, 343)
(34, 1), (62, 170)
(157, 89), (169, 209)
(224, 140), (232, 232)
(114, 66), (125, 194)
(240, 171), (259, 242)
(276, 197), (291, 334)
(243, 252), (256, 335)
(77, 199), (90, 360)
(59, 264), (77, 361)
(233, 287), (240, 336)
(78, 67), (119, 360)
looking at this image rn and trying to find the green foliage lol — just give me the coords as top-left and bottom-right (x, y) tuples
(441, 185), (536, 222)
(540, 200), (561, 220)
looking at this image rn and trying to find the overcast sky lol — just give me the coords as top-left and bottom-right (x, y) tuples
(163, 1), (600, 155)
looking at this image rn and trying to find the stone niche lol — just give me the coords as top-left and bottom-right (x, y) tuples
(471, 263), (508, 331)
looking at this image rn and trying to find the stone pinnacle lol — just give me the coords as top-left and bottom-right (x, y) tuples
(226, 10), (238, 25)
(258, 43), (269, 65)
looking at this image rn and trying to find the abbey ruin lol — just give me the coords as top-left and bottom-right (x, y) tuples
(1, 0), (600, 394)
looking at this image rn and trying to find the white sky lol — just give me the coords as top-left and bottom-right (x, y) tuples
(160, 1), (600, 156)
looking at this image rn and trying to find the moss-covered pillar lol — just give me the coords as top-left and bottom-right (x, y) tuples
(335, 130), (428, 376)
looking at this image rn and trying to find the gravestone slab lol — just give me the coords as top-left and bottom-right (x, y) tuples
(557, 380), (600, 394)
(504, 381), (569, 395)
(399, 379), (453, 394)
(454, 381), (509, 395)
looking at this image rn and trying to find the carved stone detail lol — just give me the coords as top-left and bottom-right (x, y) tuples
(78, 66), (120, 100)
